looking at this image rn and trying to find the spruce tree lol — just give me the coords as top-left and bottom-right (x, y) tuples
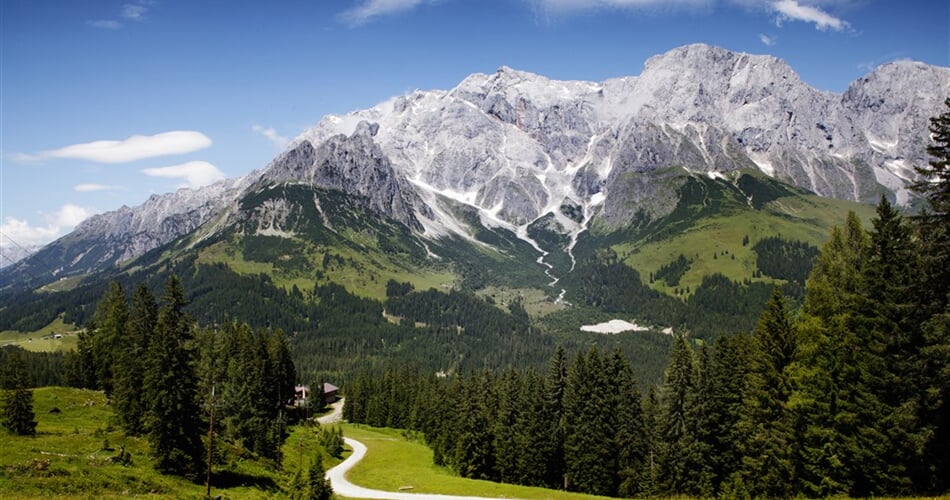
(736, 289), (797, 498)
(563, 349), (615, 496)
(544, 344), (567, 489)
(113, 283), (157, 435)
(657, 335), (698, 495)
(913, 97), (950, 219)
(91, 281), (129, 395)
(913, 97), (950, 492)
(307, 453), (333, 500)
(608, 348), (647, 498)
(1, 349), (37, 436)
(144, 275), (204, 477)
(792, 216), (893, 496)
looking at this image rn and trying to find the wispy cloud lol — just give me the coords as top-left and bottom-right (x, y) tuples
(0, 204), (98, 247)
(532, 0), (711, 11)
(18, 130), (212, 164)
(88, 19), (122, 30)
(252, 125), (290, 150)
(340, 0), (433, 25)
(772, 0), (848, 31)
(141, 161), (225, 189)
(759, 33), (777, 46)
(74, 183), (124, 192)
(89, 0), (154, 29)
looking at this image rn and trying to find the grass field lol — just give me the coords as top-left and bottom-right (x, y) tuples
(340, 423), (611, 499)
(0, 316), (79, 353)
(0, 386), (340, 499)
(614, 192), (877, 298)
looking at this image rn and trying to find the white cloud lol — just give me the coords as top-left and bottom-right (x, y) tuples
(121, 2), (150, 21)
(759, 33), (777, 46)
(87, 1), (153, 30)
(533, 0), (710, 10)
(340, 0), (432, 25)
(20, 130), (212, 164)
(141, 161), (225, 189)
(0, 204), (98, 248)
(772, 0), (847, 31)
(74, 183), (123, 192)
(252, 125), (290, 149)
(88, 19), (122, 30)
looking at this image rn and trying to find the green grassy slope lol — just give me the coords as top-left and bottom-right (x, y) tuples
(0, 387), (339, 499)
(586, 169), (877, 298)
(341, 423), (611, 499)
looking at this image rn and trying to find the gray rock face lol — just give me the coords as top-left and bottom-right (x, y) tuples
(261, 122), (426, 230)
(6, 44), (947, 289)
(298, 43), (949, 234)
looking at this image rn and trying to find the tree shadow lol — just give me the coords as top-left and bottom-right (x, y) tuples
(211, 470), (279, 491)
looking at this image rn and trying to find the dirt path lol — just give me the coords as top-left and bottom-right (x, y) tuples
(325, 437), (521, 500)
(317, 398), (345, 425)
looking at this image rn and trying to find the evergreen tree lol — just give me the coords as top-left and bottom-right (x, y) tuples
(913, 97), (950, 492)
(608, 348), (648, 498)
(563, 349), (615, 496)
(1, 349), (37, 436)
(736, 289), (797, 498)
(544, 344), (567, 489)
(913, 97), (950, 219)
(452, 371), (496, 480)
(707, 333), (752, 494)
(513, 368), (552, 487)
(792, 215), (896, 496)
(113, 283), (157, 435)
(91, 281), (129, 395)
(144, 275), (204, 477)
(307, 453), (333, 500)
(493, 368), (522, 484)
(657, 335), (699, 495)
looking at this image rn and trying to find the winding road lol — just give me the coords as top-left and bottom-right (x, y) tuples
(325, 437), (517, 500)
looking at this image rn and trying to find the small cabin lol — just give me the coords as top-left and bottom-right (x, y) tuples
(293, 382), (340, 407)
(323, 382), (339, 404)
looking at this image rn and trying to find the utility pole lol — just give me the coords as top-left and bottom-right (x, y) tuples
(206, 384), (216, 498)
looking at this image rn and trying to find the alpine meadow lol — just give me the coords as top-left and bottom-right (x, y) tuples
(2, 3), (950, 498)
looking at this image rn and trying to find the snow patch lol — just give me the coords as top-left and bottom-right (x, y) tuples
(580, 319), (651, 334)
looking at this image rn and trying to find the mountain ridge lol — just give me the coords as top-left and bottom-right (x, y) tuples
(3, 43), (947, 290)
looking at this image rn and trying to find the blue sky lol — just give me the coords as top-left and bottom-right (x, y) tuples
(1, 0), (947, 254)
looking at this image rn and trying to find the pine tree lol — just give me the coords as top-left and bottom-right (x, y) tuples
(91, 281), (129, 395)
(452, 371), (496, 480)
(307, 453), (332, 500)
(144, 275), (204, 477)
(792, 216), (893, 496)
(912, 97), (950, 492)
(1, 350), (37, 436)
(657, 335), (698, 495)
(913, 97), (950, 219)
(513, 368), (552, 487)
(544, 344), (567, 489)
(736, 289), (797, 498)
(608, 348), (648, 498)
(563, 349), (615, 496)
(113, 283), (157, 436)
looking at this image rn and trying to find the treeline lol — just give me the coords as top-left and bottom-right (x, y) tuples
(345, 197), (949, 497)
(0, 348), (65, 387)
(344, 347), (646, 496)
(752, 235), (819, 296)
(64, 276), (297, 477)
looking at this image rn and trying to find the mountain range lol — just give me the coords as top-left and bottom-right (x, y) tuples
(3, 44), (948, 297)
